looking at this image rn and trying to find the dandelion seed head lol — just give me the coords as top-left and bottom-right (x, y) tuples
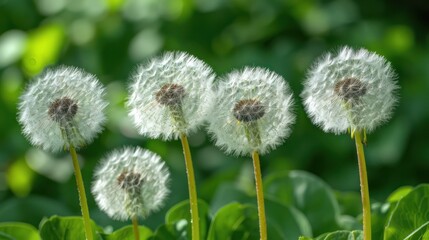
(233, 99), (266, 122)
(208, 67), (295, 156)
(48, 97), (78, 123)
(301, 46), (399, 134)
(127, 52), (215, 140)
(18, 66), (107, 152)
(92, 147), (170, 221)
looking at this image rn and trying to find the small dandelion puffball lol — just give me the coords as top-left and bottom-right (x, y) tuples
(208, 67), (295, 156)
(92, 147), (170, 221)
(18, 66), (107, 152)
(301, 46), (399, 134)
(127, 51), (215, 140)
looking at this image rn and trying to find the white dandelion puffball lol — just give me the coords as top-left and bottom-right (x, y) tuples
(208, 67), (295, 156)
(301, 46), (398, 134)
(92, 147), (170, 220)
(127, 51), (215, 140)
(18, 66), (107, 152)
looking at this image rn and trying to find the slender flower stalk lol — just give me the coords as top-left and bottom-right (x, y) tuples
(69, 144), (93, 240)
(180, 133), (200, 239)
(132, 216), (140, 240)
(301, 46), (399, 240)
(252, 150), (267, 240)
(208, 67), (295, 239)
(127, 52), (215, 239)
(18, 66), (107, 240)
(354, 131), (371, 239)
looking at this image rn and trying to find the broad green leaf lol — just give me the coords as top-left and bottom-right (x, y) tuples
(0, 222), (40, 240)
(386, 186), (413, 203)
(163, 199), (210, 239)
(210, 182), (312, 239)
(301, 230), (363, 240)
(104, 225), (152, 240)
(264, 170), (340, 235)
(264, 199), (312, 239)
(207, 202), (268, 240)
(384, 184), (429, 240)
(39, 216), (102, 240)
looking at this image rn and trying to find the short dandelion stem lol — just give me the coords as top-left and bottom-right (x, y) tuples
(252, 150), (267, 240)
(179, 133), (200, 240)
(354, 130), (371, 240)
(132, 216), (140, 240)
(69, 144), (93, 240)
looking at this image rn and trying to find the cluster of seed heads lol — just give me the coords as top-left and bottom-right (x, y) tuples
(18, 46), (398, 222)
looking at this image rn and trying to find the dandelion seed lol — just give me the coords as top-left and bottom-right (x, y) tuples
(18, 66), (107, 152)
(127, 52), (215, 140)
(92, 147), (170, 220)
(301, 46), (398, 134)
(208, 67), (295, 156)
(301, 46), (399, 240)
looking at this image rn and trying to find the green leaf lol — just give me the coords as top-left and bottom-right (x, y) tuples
(0, 222), (40, 240)
(301, 230), (363, 240)
(161, 199), (210, 239)
(318, 230), (363, 239)
(264, 199), (312, 239)
(207, 202), (265, 240)
(386, 186), (413, 203)
(264, 170), (340, 235)
(39, 216), (102, 240)
(208, 201), (309, 240)
(104, 225), (152, 240)
(384, 184), (429, 240)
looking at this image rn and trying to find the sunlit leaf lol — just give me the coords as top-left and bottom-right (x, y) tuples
(104, 225), (152, 240)
(39, 216), (102, 240)
(300, 230), (363, 240)
(161, 199), (210, 239)
(0, 222), (40, 240)
(384, 184), (429, 240)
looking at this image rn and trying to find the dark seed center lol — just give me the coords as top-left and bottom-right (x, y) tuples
(334, 78), (367, 102)
(155, 83), (186, 106)
(233, 99), (266, 122)
(48, 97), (78, 123)
(117, 171), (143, 190)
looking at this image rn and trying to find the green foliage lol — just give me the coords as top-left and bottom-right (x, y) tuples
(0, 222), (40, 240)
(264, 170), (340, 235)
(300, 230), (363, 240)
(39, 216), (102, 240)
(3, 174), (429, 239)
(384, 184), (429, 240)
(160, 199), (210, 239)
(103, 225), (152, 240)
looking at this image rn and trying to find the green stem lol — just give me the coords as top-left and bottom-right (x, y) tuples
(132, 216), (140, 240)
(252, 150), (267, 240)
(179, 133), (200, 240)
(69, 144), (93, 240)
(354, 131), (371, 240)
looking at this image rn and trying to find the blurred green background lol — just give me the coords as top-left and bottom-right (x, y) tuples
(1, 0), (428, 231)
